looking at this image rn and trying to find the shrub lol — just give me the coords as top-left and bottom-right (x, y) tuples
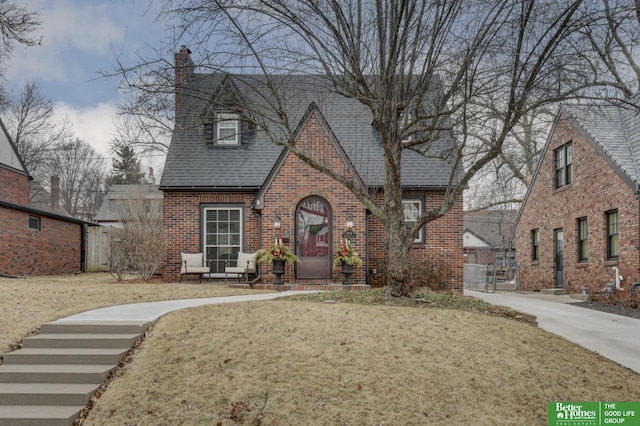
(408, 260), (451, 291)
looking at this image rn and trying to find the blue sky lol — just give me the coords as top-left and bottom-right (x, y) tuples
(7, 0), (172, 160)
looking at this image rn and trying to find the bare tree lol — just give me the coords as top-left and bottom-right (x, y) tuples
(107, 187), (164, 281)
(120, 0), (606, 296)
(1, 81), (73, 186)
(0, 1), (40, 103)
(43, 138), (107, 220)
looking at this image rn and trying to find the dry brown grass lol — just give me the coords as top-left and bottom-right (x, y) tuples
(0, 273), (268, 353)
(83, 291), (640, 426)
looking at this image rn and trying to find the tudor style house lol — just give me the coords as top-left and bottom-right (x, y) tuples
(160, 47), (463, 287)
(516, 100), (640, 293)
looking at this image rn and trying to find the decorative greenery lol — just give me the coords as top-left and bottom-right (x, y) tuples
(333, 240), (363, 269)
(256, 238), (300, 264)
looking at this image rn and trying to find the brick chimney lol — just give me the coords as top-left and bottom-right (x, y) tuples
(50, 175), (60, 211)
(175, 45), (194, 113)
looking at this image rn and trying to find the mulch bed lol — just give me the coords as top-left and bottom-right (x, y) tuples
(572, 301), (640, 319)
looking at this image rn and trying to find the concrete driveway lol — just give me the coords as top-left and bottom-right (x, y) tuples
(465, 290), (640, 375)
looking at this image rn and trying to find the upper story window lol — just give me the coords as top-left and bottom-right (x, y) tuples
(577, 217), (588, 262)
(403, 198), (424, 243)
(606, 209), (619, 260)
(554, 142), (572, 188)
(216, 112), (240, 146)
(531, 228), (539, 261)
(206, 112), (241, 147)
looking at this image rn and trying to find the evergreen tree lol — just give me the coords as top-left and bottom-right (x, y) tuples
(107, 143), (144, 185)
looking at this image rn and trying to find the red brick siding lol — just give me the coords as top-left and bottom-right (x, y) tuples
(0, 206), (83, 275)
(162, 192), (259, 282)
(162, 111), (464, 286)
(516, 115), (640, 293)
(0, 166), (29, 205)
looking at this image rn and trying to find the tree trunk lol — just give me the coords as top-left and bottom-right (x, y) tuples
(383, 141), (412, 297)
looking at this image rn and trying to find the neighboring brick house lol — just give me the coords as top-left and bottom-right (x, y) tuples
(160, 48), (463, 287)
(464, 209), (516, 265)
(0, 119), (92, 276)
(516, 101), (640, 293)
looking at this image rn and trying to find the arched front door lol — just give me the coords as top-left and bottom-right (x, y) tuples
(296, 196), (331, 279)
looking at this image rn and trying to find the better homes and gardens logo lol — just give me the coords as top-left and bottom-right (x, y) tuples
(548, 402), (640, 426)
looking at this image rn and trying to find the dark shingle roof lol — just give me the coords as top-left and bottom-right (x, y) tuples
(160, 73), (457, 190)
(464, 210), (516, 249)
(563, 100), (640, 188)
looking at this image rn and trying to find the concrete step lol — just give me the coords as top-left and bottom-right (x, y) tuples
(0, 383), (97, 406)
(40, 321), (151, 335)
(2, 348), (128, 365)
(540, 288), (566, 295)
(22, 333), (140, 349)
(0, 364), (115, 384)
(0, 405), (84, 426)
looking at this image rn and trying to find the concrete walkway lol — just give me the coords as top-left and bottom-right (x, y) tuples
(55, 291), (314, 322)
(465, 290), (640, 375)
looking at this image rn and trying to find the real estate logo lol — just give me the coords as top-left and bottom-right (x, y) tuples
(548, 402), (640, 426)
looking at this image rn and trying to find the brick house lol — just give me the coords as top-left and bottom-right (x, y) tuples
(160, 48), (463, 287)
(516, 101), (640, 293)
(0, 119), (92, 276)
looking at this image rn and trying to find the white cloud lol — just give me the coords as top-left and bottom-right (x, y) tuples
(7, 0), (128, 84)
(54, 101), (117, 158)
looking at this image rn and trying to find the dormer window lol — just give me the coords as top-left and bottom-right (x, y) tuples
(205, 112), (241, 147)
(216, 112), (240, 146)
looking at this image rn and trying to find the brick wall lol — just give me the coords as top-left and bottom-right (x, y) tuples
(162, 110), (464, 287)
(0, 206), (83, 275)
(516, 115), (640, 293)
(162, 191), (259, 282)
(0, 166), (29, 205)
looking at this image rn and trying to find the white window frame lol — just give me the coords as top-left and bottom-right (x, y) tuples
(403, 198), (424, 243)
(216, 112), (240, 146)
(202, 206), (243, 276)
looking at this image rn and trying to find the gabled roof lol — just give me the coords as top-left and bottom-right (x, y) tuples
(160, 73), (457, 191)
(463, 210), (516, 249)
(0, 118), (29, 177)
(562, 100), (640, 188)
(516, 98), (640, 225)
(95, 184), (163, 223)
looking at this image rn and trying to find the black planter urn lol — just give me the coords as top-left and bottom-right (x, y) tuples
(272, 259), (286, 285)
(341, 260), (354, 285)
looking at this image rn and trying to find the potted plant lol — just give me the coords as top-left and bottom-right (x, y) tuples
(333, 240), (362, 284)
(256, 238), (300, 285)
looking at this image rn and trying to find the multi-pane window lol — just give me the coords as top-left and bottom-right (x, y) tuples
(577, 217), (588, 262)
(606, 210), (619, 260)
(217, 113), (240, 145)
(554, 142), (573, 188)
(531, 229), (539, 261)
(403, 199), (423, 243)
(203, 207), (242, 274)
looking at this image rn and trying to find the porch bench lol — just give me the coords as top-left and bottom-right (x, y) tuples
(225, 252), (257, 283)
(180, 252), (210, 283)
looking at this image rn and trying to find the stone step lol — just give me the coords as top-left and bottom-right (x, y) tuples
(0, 383), (97, 406)
(2, 348), (128, 365)
(0, 364), (115, 384)
(0, 405), (84, 426)
(22, 333), (140, 349)
(40, 321), (151, 335)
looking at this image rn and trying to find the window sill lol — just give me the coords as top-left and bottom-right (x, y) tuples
(604, 259), (619, 266)
(553, 183), (572, 194)
(576, 262), (588, 268)
(530, 260), (539, 266)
